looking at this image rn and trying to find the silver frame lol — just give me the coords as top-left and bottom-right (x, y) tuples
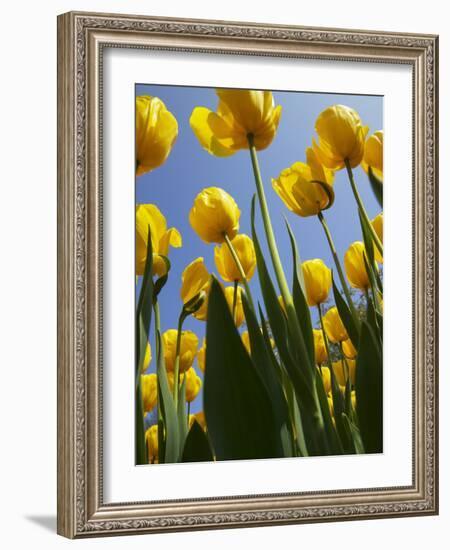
(57, 11), (439, 538)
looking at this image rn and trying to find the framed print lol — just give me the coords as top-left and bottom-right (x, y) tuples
(57, 11), (439, 538)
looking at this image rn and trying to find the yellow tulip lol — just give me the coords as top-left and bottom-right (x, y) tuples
(313, 329), (327, 365)
(168, 367), (202, 403)
(371, 213), (383, 263)
(145, 424), (159, 463)
(306, 146), (335, 186)
(224, 286), (245, 327)
(313, 105), (369, 170)
(342, 338), (357, 359)
(332, 359), (356, 386)
(362, 130), (383, 181)
(184, 367), (202, 403)
(190, 89), (282, 156)
(189, 187), (240, 244)
(302, 259), (332, 307)
(323, 306), (348, 343)
(162, 329), (198, 373)
(272, 164), (331, 218)
(214, 234), (256, 282)
(142, 342), (152, 373)
(344, 241), (370, 290)
(136, 95), (178, 176)
(136, 204), (182, 277)
(319, 366), (331, 394)
(180, 258), (211, 321)
(141, 373), (158, 413)
(197, 338), (206, 373)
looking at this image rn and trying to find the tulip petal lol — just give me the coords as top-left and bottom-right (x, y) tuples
(189, 107), (237, 157)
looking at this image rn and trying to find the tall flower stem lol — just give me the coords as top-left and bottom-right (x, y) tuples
(153, 301), (164, 458)
(247, 134), (327, 451)
(232, 280), (238, 324)
(317, 305), (333, 372)
(344, 159), (383, 256)
(247, 135), (294, 315)
(317, 211), (360, 327)
(247, 136), (313, 369)
(223, 234), (256, 313)
(339, 342), (350, 384)
(173, 312), (186, 409)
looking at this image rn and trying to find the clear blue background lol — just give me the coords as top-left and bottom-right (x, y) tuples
(136, 84), (382, 420)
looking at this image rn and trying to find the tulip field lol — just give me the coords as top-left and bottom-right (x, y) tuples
(135, 86), (383, 465)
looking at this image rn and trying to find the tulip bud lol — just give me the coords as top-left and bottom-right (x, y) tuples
(145, 424), (159, 463)
(302, 259), (332, 307)
(162, 329), (199, 373)
(141, 373), (158, 413)
(323, 306), (348, 343)
(313, 104), (369, 170)
(214, 234), (256, 282)
(189, 187), (240, 244)
(180, 258), (211, 321)
(362, 130), (383, 181)
(344, 241), (370, 290)
(136, 95), (178, 176)
(136, 204), (182, 277)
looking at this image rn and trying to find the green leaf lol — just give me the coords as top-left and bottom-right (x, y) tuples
(359, 213), (383, 314)
(359, 210), (376, 269)
(327, 364), (354, 454)
(365, 291), (383, 346)
(204, 278), (283, 460)
(177, 373), (188, 456)
(136, 227), (154, 377)
(341, 413), (365, 454)
(285, 219), (315, 367)
(242, 293), (292, 457)
(135, 382), (148, 465)
(314, 369), (342, 455)
(282, 369), (308, 457)
(152, 255), (171, 300)
(155, 329), (180, 463)
(250, 199), (312, 401)
(355, 321), (383, 453)
(182, 421), (214, 463)
(332, 278), (359, 349)
(368, 166), (383, 208)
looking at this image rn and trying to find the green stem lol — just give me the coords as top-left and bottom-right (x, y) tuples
(232, 280), (238, 324)
(247, 135), (294, 315)
(317, 305), (333, 372)
(248, 135), (328, 452)
(339, 342), (350, 384)
(153, 301), (163, 463)
(223, 234), (256, 313)
(318, 211), (360, 327)
(247, 136), (314, 368)
(173, 313), (186, 409)
(344, 159), (383, 256)
(187, 402), (191, 424)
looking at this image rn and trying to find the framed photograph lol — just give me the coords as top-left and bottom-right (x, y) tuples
(57, 11), (439, 538)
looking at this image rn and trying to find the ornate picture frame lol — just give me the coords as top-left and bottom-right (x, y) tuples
(57, 11), (438, 538)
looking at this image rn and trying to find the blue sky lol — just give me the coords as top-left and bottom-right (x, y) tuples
(136, 84), (382, 418)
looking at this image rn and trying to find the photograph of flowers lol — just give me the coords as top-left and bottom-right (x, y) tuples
(135, 85), (383, 466)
